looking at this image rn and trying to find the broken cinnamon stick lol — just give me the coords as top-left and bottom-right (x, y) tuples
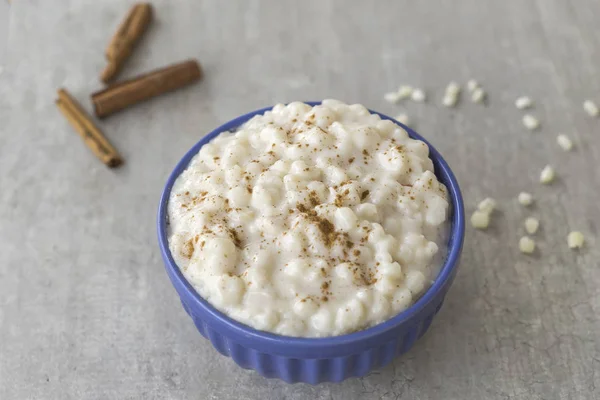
(92, 59), (202, 118)
(56, 89), (123, 168)
(101, 2), (153, 83)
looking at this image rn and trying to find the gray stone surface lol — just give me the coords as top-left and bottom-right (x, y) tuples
(1, 0), (599, 399)
(0, 1), (10, 66)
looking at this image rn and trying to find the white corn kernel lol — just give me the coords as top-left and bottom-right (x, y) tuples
(466, 79), (479, 92)
(397, 85), (413, 100)
(519, 236), (536, 254)
(442, 94), (458, 107)
(518, 192), (533, 206)
(444, 81), (461, 106)
(384, 92), (401, 104)
(411, 89), (426, 102)
(446, 81), (460, 94)
(515, 96), (533, 109)
(567, 231), (585, 249)
(446, 81), (460, 93)
(477, 198), (496, 214)
(470, 210), (490, 229)
(583, 100), (599, 117)
(471, 88), (486, 103)
(523, 114), (540, 130)
(524, 217), (539, 234)
(540, 165), (555, 184)
(556, 134), (573, 151)
(395, 114), (410, 126)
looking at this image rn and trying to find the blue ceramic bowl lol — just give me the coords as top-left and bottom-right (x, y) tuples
(157, 102), (465, 384)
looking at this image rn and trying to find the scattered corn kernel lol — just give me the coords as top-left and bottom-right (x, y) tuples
(442, 82), (460, 107)
(467, 79), (479, 92)
(477, 198), (496, 214)
(583, 100), (599, 117)
(471, 88), (486, 103)
(446, 82), (460, 95)
(523, 114), (540, 130)
(384, 92), (401, 104)
(395, 114), (410, 126)
(411, 89), (426, 102)
(524, 217), (539, 234)
(397, 85), (413, 100)
(443, 95), (457, 107)
(519, 236), (536, 254)
(471, 210), (490, 229)
(556, 134), (573, 151)
(567, 231), (585, 249)
(540, 165), (555, 184)
(515, 96), (533, 109)
(518, 192), (533, 206)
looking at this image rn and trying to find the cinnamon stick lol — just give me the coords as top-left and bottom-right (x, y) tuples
(56, 89), (123, 168)
(92, 59), (202, 118)
(101, 2), (153, 83)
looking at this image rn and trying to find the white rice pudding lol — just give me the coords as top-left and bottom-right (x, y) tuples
(167, 100), (449, 337)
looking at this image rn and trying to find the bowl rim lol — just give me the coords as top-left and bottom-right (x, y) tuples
(157, 101), (465, 355)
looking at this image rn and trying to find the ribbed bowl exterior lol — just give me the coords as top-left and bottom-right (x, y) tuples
(168, 266), (457, 384)
(158, 102), (465, 384)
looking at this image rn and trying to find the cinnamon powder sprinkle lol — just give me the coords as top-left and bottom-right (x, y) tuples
(334, 194), (344, 207)
(308, 190), (320, 207)
(228, 228), (242, 248)
(181, 239), (194, 259)
(297, 204), (338, 247)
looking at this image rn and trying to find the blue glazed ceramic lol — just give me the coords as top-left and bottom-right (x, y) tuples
(157, 102), (465, 384)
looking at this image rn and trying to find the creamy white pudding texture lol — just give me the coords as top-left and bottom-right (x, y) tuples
(167, 100), (449, 337)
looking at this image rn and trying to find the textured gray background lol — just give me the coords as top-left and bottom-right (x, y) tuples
(0, 1), (9, 66)
(1, 1), (599, 399)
